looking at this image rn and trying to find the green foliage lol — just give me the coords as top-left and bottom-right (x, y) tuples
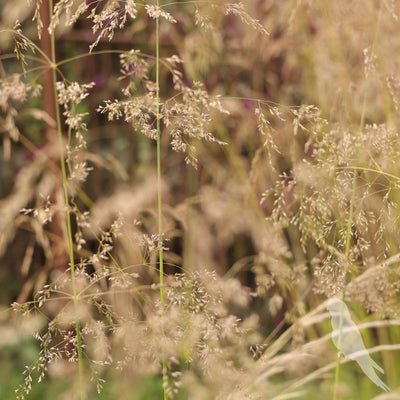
(1, 0), (400, 399)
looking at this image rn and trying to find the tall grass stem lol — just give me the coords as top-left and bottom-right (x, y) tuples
(155, 2), (168, 399)
(332, 4), (384, 399)
(48, 0), (85, 398)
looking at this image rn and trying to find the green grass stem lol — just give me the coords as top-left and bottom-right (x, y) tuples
(48, 1), (85, 398)
(155, 2), (168, 399)
(332, 4), (384, 399)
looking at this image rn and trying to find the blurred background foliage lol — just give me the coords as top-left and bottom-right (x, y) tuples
(1, 0), (400, 398)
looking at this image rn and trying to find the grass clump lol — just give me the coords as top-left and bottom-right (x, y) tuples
(0, 1), (399, 399)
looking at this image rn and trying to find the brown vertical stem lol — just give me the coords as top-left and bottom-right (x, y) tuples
(40, 0), (68, 271)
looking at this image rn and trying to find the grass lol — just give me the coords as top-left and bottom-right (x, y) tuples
(0, 0), (400, 399)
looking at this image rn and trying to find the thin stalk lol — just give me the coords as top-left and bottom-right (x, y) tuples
(332, 4), (384, 400)
(335, 165), (400, 183)
(48, 0), (85, 398)
(56, 50), (155, 67)
(155, 3), (168, 399)
(156, 1), (165, 316)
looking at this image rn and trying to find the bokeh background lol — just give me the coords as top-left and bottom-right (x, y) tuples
(1, 0), (400, 398)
